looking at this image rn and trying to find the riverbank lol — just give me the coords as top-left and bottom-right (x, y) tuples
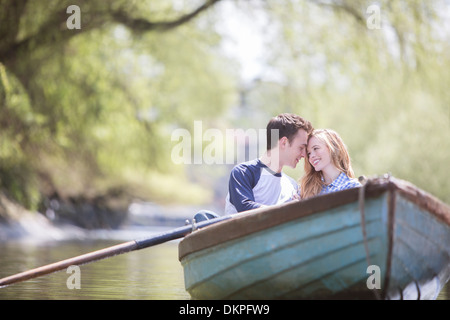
(0, 192), (84, 242)
(0, 190), (127, 241)
(0, 191), (215, 242)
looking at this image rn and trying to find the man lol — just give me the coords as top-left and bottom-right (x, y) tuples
(224, 113), (313, 214)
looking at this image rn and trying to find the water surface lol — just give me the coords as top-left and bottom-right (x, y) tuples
(0, 239), (190, 300)
(0, 236), (449, 300)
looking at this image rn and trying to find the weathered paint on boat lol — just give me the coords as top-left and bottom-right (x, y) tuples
(178, 177), (450, 299)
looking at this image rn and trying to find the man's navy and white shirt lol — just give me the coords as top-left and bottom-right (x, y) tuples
(225, 159), (298, 214)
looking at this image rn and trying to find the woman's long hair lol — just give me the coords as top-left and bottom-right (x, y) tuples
(300, 129), (355, 199)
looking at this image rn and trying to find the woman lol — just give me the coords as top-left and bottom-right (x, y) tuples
(299, 129), (361, 199)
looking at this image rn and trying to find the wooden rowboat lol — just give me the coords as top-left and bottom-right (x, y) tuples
(178, 177), (450, 299)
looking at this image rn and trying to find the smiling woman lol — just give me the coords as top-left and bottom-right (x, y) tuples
(300, 129), (361, 199)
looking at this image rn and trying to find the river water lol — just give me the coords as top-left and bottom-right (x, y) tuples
(0, 229), (449, 300)
(0, 237), (190, 300)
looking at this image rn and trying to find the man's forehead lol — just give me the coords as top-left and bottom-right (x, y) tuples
(295, 129), (308, 140)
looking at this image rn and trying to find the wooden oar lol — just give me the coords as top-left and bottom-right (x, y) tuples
(0, 214), (234, 287)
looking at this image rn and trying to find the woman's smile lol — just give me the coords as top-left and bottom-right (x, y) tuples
(311, 158), (321, 166)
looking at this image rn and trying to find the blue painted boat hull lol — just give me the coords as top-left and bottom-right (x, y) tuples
(178, 178), (450, 299)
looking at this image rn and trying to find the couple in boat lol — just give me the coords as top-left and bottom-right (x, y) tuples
(196, 113), (361, 222)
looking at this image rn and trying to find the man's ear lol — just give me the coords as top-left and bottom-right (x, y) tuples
(279, 136), (289, 149)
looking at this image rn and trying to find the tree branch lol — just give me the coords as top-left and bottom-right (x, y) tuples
(0, 5), (105, 68)
(0, 0), (223, 67)
(0, 0), (29, 59)
(308, 0), (366, 26)
(111, 0), (223, 33)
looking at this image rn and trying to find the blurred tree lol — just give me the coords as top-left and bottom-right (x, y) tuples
(1, 0), (449, 217)
(245, 0), (450, 202)
(0, 0), (233, 210)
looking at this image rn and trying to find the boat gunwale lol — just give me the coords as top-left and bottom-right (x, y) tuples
(178, 177), (450, 261)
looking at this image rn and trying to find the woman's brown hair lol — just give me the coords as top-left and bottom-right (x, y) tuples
(300, 129), (355, 199)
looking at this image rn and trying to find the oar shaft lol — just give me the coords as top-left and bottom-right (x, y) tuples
(0, 240), (138, 287)
(0, 214), (235, 287)
(134, 215), (233, 249)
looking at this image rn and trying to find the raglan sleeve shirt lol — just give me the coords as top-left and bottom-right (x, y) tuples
(228, 163), (262, 213)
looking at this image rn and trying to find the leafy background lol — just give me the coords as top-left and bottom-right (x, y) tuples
(0, 0), (449, 223)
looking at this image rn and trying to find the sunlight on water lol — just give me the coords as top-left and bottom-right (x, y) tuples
(0, 240), (190, 300)
(438, 282), (450, 300)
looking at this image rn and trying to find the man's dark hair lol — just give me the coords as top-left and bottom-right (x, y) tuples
(266, 113), (313, 150)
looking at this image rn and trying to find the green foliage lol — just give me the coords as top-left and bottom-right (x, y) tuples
(244, 0), (450, 203)
(0, 0), (235, 209)
(1, 0), (449, 216)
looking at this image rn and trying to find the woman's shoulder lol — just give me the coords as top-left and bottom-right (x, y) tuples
(342, 177), (362, 189)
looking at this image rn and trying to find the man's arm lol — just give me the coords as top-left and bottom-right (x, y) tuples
(228, 165), (262, 213)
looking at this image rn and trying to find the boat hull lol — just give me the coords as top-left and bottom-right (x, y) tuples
(178, 178), (450, 299)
